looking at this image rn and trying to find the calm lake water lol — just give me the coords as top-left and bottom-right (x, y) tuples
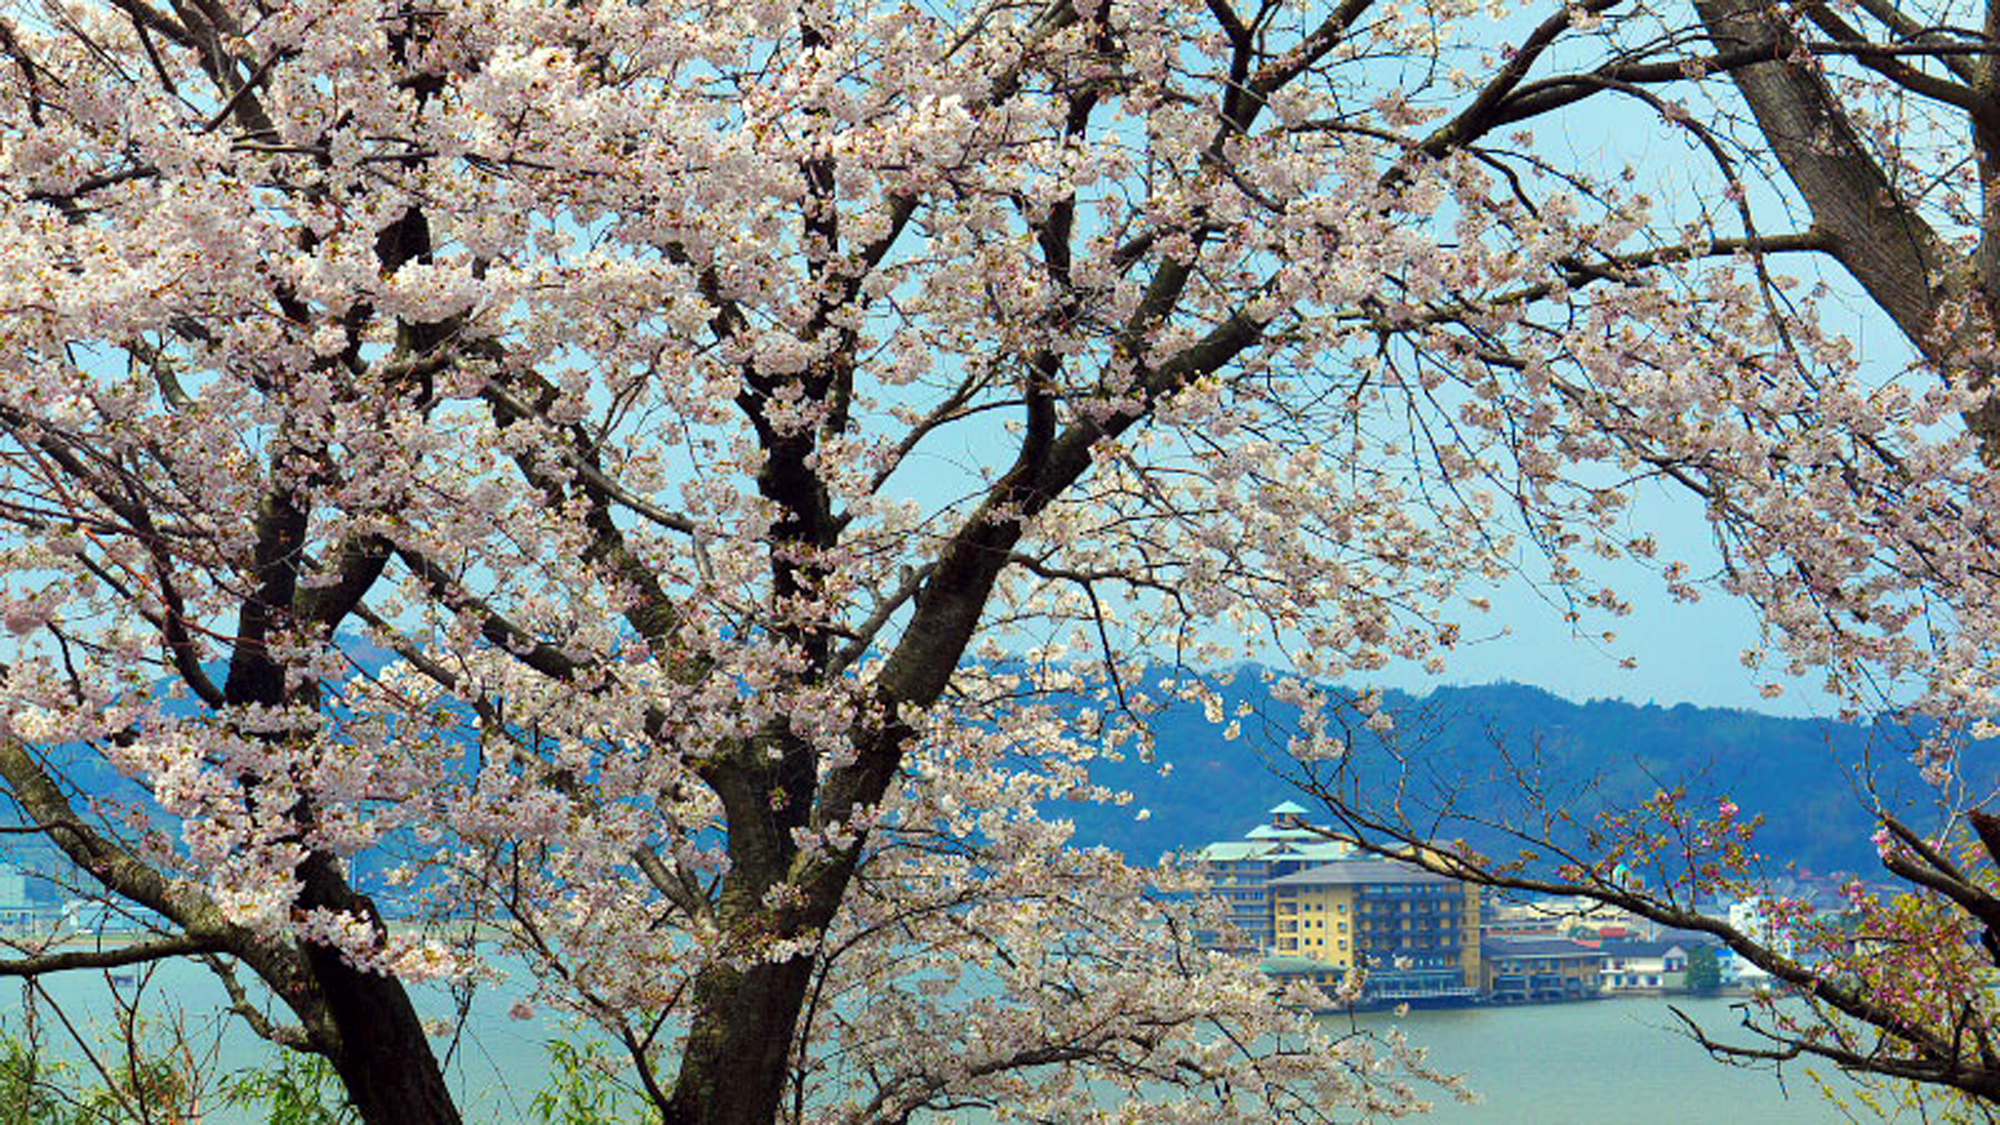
(0, 962), (1880, 1122)
(1353, 998), (1865, 1123)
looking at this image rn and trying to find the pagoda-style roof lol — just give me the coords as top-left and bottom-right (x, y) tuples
(1195, 841), (1274, 861)
(1196, 837), (1352, 863)
(1245, 823), (1319, 840)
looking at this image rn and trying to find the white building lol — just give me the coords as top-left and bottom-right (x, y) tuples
(1724, 897), (1794, 986)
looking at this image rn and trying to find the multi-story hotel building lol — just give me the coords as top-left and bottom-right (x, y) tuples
(1192, 802), (1353, 950)
(1269, 860), (1483, 1002)
(1197, 806), (1483, 1003)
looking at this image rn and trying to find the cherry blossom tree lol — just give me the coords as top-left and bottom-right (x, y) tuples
(4, 0), (1996, 1123)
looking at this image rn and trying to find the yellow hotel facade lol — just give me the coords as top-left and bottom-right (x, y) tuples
(1198, 807), (1484, 1004)
(1268, 859), (1482, 1002)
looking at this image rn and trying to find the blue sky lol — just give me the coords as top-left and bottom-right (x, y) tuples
(1356, 60), (1926, 719)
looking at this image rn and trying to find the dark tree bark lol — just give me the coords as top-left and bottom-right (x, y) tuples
(1695, 0), (2000, 453)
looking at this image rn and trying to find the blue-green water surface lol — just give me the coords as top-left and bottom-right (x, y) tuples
(0, 960), (1898, 1122)
(1350, 997), (1874, 1123)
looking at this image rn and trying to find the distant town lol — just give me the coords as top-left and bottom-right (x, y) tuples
(1198, 802), (1856, 1008)
(0, 840), (134, 936)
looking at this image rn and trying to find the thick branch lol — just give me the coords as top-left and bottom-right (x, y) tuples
(1851, 0), (1982, 83)
(1421, 0), (1621, 154)
(1799, 3), (1985, 111)
(390, 545), (588, 683)
(0, 933), (224, 976)
(0, 738), (332, 1043)
(1695, 0), (1951, 354)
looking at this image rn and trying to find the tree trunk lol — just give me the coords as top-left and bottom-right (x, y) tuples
(309, 945), (464, 1125)
(664, 957), (818, 1125)
(297, 856), (463, 1125)
(1693, 0), (1948, 344)
(1690, 0), (2000, 455)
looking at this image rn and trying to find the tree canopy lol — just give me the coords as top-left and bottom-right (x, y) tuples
(1684, 945), (1721, 995)
(2, 0), (1999, 1123)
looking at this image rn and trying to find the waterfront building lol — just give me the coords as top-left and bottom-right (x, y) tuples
(1723, 896), (1795, 988)
(0, 863), (29, 928)
(1193, 802), (1352, 950)
(1194, 806), (1483, 1003)
(1269, 859), (1483, 1003)
(1481, 937), (1605, 1002)
(1599, 939), (1699, 993)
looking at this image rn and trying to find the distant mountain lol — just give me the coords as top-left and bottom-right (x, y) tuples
(21, 655), (1956, 889)
(1053, 676), (1950, 878)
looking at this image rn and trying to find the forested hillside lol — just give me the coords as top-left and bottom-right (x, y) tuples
(35, 663), (1940, 888)
(1060, 675), (1944, 878)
